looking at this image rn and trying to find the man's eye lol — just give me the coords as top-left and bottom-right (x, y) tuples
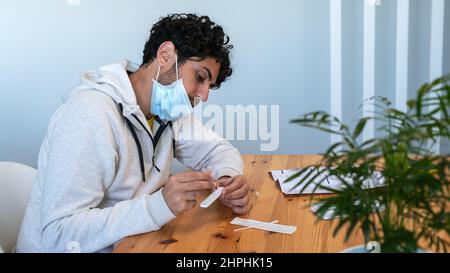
(196, 73), (206, 82)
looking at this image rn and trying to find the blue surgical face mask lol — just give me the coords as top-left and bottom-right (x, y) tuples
(150, 55), (193, 121)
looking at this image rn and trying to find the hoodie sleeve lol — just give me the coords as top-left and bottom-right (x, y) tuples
(39, 93), (175, 253)
(172, 114), (244, 178)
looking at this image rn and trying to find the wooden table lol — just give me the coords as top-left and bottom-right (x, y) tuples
(114, 155), (369, 253)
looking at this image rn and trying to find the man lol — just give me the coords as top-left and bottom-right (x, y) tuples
(17, 13), (250, 253)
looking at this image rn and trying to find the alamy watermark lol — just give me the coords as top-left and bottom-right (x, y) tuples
(174, 102), (280, 152)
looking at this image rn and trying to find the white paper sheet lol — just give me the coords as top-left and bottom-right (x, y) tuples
(270, 167), (386, 195)
(230, 217), (297, 235)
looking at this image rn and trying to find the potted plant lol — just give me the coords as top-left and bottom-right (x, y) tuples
(289, 75), (450, 253)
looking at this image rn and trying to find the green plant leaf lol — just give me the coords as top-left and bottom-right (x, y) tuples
(352, 117), (369, 139)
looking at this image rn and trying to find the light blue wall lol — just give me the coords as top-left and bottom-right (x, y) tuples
(1, 0), (449, 166)
(342, 0), (364, 132)
(444, 0), (450, 154)
(408, 0), (432, 102)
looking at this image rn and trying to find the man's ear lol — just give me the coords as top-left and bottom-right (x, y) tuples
(156, 41), (176, 71)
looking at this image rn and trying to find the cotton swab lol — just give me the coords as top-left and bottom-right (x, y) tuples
(233, 220), (279, 232)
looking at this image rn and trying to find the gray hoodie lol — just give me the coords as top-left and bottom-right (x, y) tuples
(16, 59), (243, 253)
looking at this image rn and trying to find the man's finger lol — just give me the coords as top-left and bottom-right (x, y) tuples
(181, 180), (215, 192)
(216, 177), (234, 187)
(232, 203), (250, 215)
(183, 191), (201, 201)
(227, 195), (249, 207)
(220, 196), (233, 208)
(222, 177), (244, 195)
(176, 171), (213, 183)
(224, 183), (249, 200)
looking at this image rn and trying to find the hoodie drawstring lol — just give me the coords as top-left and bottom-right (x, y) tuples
(130, 114), (161, 173)
(154, 116), (175, 158)
(119, 103), (174, 182)
(119, 104), (147, 182)
(124, 116), (146, 182)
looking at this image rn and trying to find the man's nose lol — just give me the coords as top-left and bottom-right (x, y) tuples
(196, 86), (210, 101)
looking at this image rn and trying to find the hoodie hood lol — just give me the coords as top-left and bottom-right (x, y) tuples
(62, 59), (142, 119)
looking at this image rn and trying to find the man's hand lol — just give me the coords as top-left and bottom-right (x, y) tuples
(162, 171), (214, 216)
(217, 175), (251, 214)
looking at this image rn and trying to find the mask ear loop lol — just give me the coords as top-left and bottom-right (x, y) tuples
(155, 64), (161, 82)
(155, 54), (178, 82)
(175, 54), (179, 81)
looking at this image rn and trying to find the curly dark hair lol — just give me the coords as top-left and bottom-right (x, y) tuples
(142, 13), (233, 89)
